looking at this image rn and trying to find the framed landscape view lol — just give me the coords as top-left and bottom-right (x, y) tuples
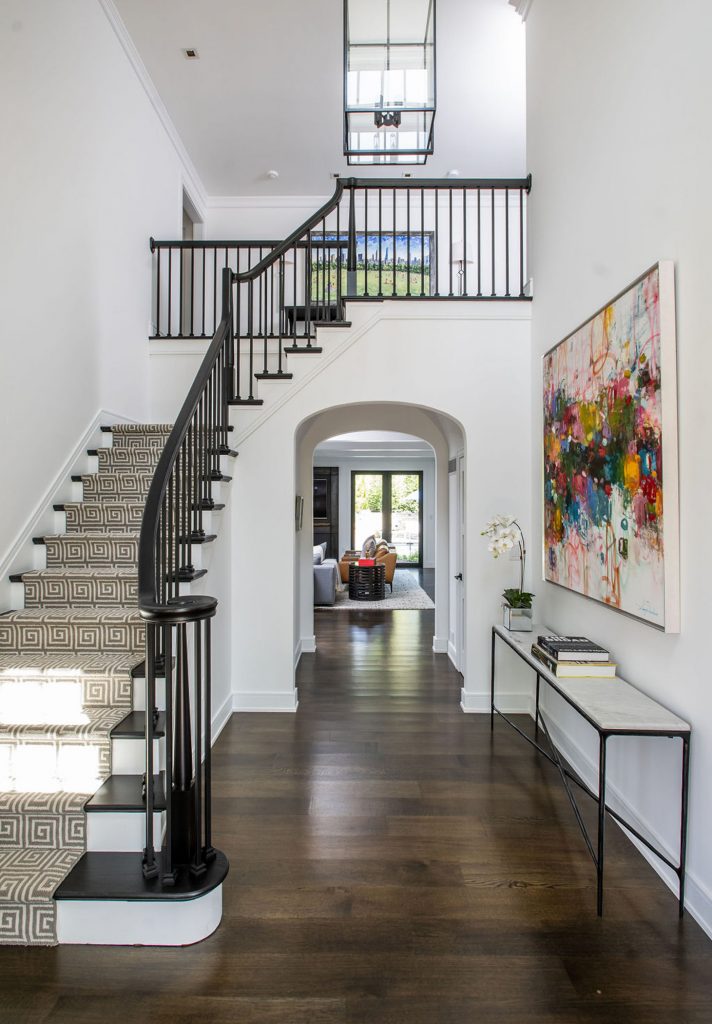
(542, 262), (680, 631)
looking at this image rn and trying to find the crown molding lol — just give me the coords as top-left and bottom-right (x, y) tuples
(98, 0), (208, 216)
(508, 0), (534, 20)
(206, 195), (331, 210)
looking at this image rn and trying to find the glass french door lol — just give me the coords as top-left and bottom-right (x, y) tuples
(351, 471), (423, 567)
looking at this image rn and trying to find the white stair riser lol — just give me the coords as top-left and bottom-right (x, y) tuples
(111, 736), (164, 775)
(55, 885), (223, 945)
(132, 677), (167, 712)
(86, 811), (164, 852)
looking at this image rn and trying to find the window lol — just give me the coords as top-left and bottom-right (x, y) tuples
(351, 471), (423, 565)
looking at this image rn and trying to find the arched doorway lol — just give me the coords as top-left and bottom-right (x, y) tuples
(294, 402), (466, 679)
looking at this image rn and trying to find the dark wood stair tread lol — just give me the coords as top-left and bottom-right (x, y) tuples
(254, 372), (293, 380)
(284, 345), (323, 354)
(85, 773), (166, 812)
(228, 398), (264, 407)
(111, 710), (166, 739)
(54, 849), (228, 902)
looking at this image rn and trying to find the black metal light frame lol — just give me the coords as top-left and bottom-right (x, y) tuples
(343, 0), (436, 165)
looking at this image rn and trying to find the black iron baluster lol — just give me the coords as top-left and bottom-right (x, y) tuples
(143, 624), (158, 878)
(364, 187), (368, 297)
(505, 188), (510, 298)
(162, 623), (175, 884)
(420, 188), (425, 296)
(448, 189), (453, 296)
(477, 189), (482, 297)
(224, 267), (235, 403)
(292, 247), (298, 346)
(213, 250), (218, 336)
(434, 188), (439, 296)
(491, 187), (496, 297)
(519, 187), (525, 297)
(248, 281), (255, 397)
(260, 249), (268, 374)
(191, 619), (205, 875)
(378, 190), (383, 297)
(190, 248), (195, 336)
(234, 283), (241, 401)
(278, 257), (285, 371)
(336, 199), (342, 314)
(347, 183), (357, 299)
(305, 232), (312, 346)
(462, 187), (467, 297)
(155, 243), (161, 337)
(201, 249), (206, 337)
(406, 189), (411, 297)
(167, 247), (173, 338)
(179, 244), (184, 336)
(204, 617), (214, 860)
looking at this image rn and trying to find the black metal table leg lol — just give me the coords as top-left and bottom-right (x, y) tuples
(679, 733), (691, 917)
(535, 673), (541, 739)
(490, 628), (496, 731)
(597, 734), (608, 916)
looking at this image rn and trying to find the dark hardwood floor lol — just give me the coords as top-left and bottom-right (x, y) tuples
(1, 608), (711, 1023)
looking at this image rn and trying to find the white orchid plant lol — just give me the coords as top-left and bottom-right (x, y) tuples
(481, 515), (533, 609)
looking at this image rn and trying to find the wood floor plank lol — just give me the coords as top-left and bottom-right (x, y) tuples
(0, 600), (710, 1023)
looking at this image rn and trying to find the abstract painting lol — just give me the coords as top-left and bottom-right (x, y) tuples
(543, 263), (679, 630)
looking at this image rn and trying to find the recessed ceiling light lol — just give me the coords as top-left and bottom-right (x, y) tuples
(183, 48), (199, 59)
(266, 169), (280, 179)
(446, 169), (460, 178)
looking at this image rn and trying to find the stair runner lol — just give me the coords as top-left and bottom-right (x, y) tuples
(0, 424), (171, 944)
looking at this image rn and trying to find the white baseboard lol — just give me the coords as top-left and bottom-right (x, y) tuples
(232, 689), (299, 713)
(447, 640), (459, 669)
(211, 693), (233, 743)
(432, 635), (448, 654)
(542, 704), (712, 940)
(461, 687), (533, 714)
(294, 635), (316, 670)
(0, 408), (136, 610)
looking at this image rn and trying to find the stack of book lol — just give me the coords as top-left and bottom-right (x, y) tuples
(531, 634), (617, 678)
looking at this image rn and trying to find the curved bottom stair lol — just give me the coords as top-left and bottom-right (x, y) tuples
(0, 423), (229, 946)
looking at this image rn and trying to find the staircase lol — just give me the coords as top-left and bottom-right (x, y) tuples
(0, 423), (229, 945)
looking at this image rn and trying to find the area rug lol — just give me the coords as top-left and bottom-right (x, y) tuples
(318, 569), (434, 611)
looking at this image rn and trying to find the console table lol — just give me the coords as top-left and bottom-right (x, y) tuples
(490, 624), (691, 917)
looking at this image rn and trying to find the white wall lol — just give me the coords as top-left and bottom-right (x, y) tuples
(0, 0), (192, 559)
(527, 0), (712, 933)
(225, 300), (532, 712)
(312, 452), (436, 567)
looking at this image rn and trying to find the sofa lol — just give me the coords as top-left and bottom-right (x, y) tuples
(313, 542), (340, 606)
(339, 536), (397, 592)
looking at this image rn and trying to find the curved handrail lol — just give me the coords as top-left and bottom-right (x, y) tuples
(137, 314), (230, 624)
(236, 179), (346, 284)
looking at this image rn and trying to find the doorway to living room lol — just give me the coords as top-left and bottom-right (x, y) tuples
(295, 402), (465, 686)
(312, 431), (435, 612)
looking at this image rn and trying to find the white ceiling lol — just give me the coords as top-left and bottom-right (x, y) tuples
(315, 431), (435, 460)
(112, 0), (526, 197)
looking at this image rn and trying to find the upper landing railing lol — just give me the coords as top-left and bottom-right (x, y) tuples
(150, 175), (532, 341)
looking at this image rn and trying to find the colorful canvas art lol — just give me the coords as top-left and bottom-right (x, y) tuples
(543, 263), (679, 630)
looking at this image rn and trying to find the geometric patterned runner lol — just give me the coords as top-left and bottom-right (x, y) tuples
(0, 425), (167, 944)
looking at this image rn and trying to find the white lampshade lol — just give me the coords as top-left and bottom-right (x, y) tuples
(450, 240), (474, 264)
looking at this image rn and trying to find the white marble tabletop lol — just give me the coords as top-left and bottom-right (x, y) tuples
(494, 624), (690, 734)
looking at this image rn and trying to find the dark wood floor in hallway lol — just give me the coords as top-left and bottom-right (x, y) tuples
(1, 608), (711, 1023)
